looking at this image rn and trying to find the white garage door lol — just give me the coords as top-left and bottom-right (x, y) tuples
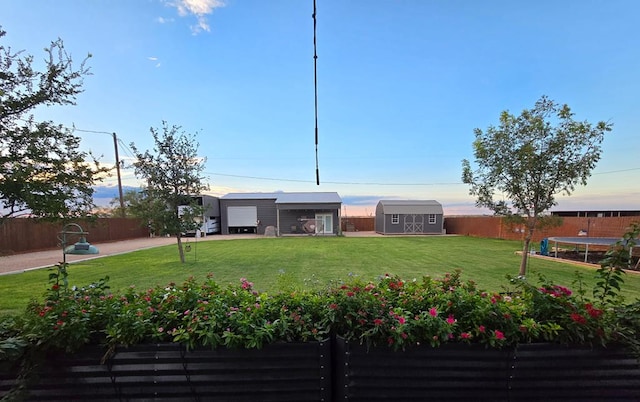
(227, 206), (258, 227)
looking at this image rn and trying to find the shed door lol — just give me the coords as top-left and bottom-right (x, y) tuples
(227, 206), (258, 227)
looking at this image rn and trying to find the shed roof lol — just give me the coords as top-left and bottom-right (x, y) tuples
(378, 200), (443, 215)
(221, 192), (341, 204)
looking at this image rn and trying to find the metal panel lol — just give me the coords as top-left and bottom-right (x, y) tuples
(377, 200), (443, 215)
(336, 338), (512, 401)
(508, 343), (640, 401)
(1, 342), (332, 401)
(227, 206), (258, 227)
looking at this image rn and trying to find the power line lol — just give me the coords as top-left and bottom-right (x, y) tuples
(204, 171), (464, 186)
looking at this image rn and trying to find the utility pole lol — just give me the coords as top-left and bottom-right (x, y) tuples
(113, 132), (125, 217)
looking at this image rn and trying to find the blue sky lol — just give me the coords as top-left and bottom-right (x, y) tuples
(4, 0), (640, 216)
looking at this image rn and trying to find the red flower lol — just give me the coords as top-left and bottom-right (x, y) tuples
(346, 291), (355, 297)
(478, 325), (486, 333)
(329, 303), (338, 310)
(429, 307), (438, 317)
(460, 332), (471, 339)
(446, 314), (456, 325)
(398, 316), (406, 325)
(570, 313), (587, 324)
(585, 303), (603, 319)
(374, 318), (383, 326)
(51, 284), (60, 291)
(494, 330), (505, 340)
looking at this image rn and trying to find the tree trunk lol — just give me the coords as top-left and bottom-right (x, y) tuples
(519, 221), (537, 278)
(176, 234), (185, 264)
(519, 238), (530, 277)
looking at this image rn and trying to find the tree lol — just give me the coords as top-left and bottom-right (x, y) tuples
(109, 188), (172, 236)
(130, 122), (209, 263)
(462, 96), (612, 277)
(0, 28), (109, 221)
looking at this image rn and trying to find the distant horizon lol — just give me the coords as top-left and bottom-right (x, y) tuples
(92, 185), (639, 218)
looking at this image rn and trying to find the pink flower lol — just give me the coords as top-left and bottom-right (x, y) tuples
(398, 316), (406, 325)
(460, 332), (471, 339)
(429, 307), (438, 317)
(446, 314), (456, 325)
(158, 327), (164, 333)
(494, 330), (505, 340)
(374, 318), (383, 326)
(478, 325), (486, 333)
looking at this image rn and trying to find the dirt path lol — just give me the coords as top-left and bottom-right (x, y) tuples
(0, 235), (260, 275)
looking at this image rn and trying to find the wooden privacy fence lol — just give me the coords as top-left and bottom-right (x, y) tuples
(341, 217), (374, 232)
(1, 340), (639, 401)
(0, 218), (149, 255)
(444, 216), (640, 242)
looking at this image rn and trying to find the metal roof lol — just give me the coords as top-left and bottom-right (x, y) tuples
(275, 192), (341, 204)
(221, 192), (342, 204)
(378, 200), (443, 215)
(221, 192), (281, 200)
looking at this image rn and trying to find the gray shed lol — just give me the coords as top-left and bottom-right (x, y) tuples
(220, 192), (342, 236)
(375, 200), (444, 235)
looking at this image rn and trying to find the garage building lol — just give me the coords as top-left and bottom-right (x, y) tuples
(220, 192), (342, 236)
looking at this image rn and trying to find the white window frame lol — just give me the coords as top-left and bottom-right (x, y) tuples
(391, 214), (399, 224)
(428, 214), (437, 224)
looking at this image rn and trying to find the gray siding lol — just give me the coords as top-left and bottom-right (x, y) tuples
(375, 202), (385, 233)
(220, 198), (277, 235)
(377, 213), (444, 235)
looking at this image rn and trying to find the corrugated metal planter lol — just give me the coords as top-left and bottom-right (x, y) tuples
(335, 337), (640, 401)
(2, 339), (639, 401)
(0, 341), (332, 401)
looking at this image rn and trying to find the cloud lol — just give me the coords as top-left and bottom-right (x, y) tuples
(147, 56), (158, 61)
(156, 16), (174, 24)
(164, 0), (225, 34)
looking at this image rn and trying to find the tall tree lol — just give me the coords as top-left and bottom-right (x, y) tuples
(0, 28), (109, 221)
(130, 122), (209, 263)
(462, 96), (612, 277)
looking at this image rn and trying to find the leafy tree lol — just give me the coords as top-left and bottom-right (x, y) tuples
(109, 188), (172, 236)
(462, 96), (612, 277)
(130, 122), (208, 263)
(0, 28), (109, 221)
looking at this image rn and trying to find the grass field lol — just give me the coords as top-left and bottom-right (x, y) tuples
(1, 236), (639, 315)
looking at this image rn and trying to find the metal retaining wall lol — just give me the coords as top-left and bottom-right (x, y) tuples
(0, 342), (332, 401)
(1, 340), (639, 401)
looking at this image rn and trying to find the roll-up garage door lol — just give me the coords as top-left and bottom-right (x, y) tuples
(227, 206), (258, 227)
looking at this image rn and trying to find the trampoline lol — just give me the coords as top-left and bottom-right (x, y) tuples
(547, 237), (625, 263)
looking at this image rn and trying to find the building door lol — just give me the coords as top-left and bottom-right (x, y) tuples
(403, 214), (424, 234)
(315, 213), (333, 234)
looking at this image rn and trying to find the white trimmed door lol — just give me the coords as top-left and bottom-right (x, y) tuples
(315, 213), (333, 234)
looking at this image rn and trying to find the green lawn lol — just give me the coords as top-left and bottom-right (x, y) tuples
(1, 236), (639, 315)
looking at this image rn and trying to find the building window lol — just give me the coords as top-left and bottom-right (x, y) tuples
(428, 214), (436, 224)
(391, 214), (399, 224)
